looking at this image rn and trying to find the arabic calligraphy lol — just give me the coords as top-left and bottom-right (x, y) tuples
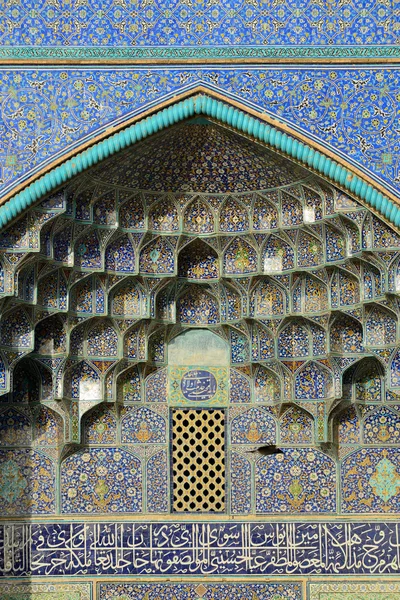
(1, 521), (400, 577)
(168, 367), (228, 405)
(181, 370), (217, 402)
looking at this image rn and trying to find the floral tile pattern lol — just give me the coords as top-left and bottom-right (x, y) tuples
(0, 69), (400, 203)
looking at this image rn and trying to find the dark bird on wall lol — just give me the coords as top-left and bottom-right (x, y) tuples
(247, 445), (284, 456)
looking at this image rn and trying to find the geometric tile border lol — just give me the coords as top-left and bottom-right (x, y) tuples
(98, 582), (302, 600)
(309, 582), (400, 600)
(0, 582), (91, 600)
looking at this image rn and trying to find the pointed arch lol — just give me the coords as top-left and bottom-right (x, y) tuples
(365, 305), (397, 346)
(0, 408), (32, 446)
(105, 234), (136, 273)
(74, 230), (101, 270)
(251, 277), (287, 317)
(297, 230), (323, 268)
(110, 278), (146, 317)
(178, 238), (219, 279)
(139, 237), (175, 275)
(254, 365), (282, 404)
(67, 361), (102, 402)
(252, 192), (279, 230)
(354, 357), (384, 403)
(295, 360), (333, 400)
(83, 403), (117, 445)
(280, 405), (314, 444)
(183, 197), (214, 234)
(325, 222), (346, 262)
(363, 406), (400, 445)
(262, 235), (294, 272)
(223, 237), (258, 275)
(1, 91), (397, 242)
(119, 193), (145, 230)
(278, 321), (310, 359)
(34, 314), (67, 355)
(330, 313), (363, 354)
(93, 190), (117, 226)
(37, 269), (68, 311)
(1, 308), (32, 349)
(86, 320), (119, 358)
(231, 407), (276, 445)
(121, 406), (166, 444)
(281, 190), (302, 227)
(177, 285), (219, 325)
(149, 197), (179, 232)
(336, 405), (361, 453)
(219, 197), (249, 232)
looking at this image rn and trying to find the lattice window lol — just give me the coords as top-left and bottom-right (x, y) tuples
(172, 408), (225, 512)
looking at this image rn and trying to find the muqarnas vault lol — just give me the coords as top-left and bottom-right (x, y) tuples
(0, 121), (400, 597)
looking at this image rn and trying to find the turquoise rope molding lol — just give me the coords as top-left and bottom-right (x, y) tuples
(1, 93), (399, 230)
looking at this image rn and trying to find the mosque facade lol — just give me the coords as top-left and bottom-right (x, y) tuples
(0, 4), (400, 600)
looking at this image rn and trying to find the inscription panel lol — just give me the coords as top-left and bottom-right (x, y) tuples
(1, 521), (400, 577)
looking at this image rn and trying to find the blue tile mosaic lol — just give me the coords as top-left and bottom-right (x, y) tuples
(1, 68), (400, 204)
(0, 0), (397, 61)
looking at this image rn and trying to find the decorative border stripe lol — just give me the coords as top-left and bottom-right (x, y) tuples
(1, 93), (398, 232)
(1, 46), (400, 62)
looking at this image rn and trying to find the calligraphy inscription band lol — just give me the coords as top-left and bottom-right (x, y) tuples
(1, 521), (399, 577)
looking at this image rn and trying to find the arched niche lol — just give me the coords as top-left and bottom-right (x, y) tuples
(330, 268), (360, 308)
(11, 357), (40, 403)
(231, 407), (276, 445)
(74, 230), (102, 271)
(119, 193), (145, 230)
(117, 365), (142, 403)
(83, 403), (117, 445)
(168, 329), (229, 367)
(37, 269), (67, 311)
(334, 405), (361, 458)
(251, 278), (287, 317)
(93, 190), (117, 227)
(64, 361), (102, 402)
(254, 365), (282, 404)
(252, 193), (279, 230)
(121, 406), (166, 444)
(183, 197), (214, 234)
(34, 314), (67, 355)
(219, 197), (249, 233)
(139, 237), (175, 275)
(365, 305), (397, 347)
(330, 313), (363, 354)
(223, 238), (258, 275)
(176, 286), (219, 326)
(105, 235), (136, 273)
(110, 278), (146, 318)
(354, 357), (384, 403)
(363, 406), (400, 445)
(279, 405), (314, 445)
(178, 239), (219, 279)
(262, 235), (294, 272)
(278, 321), (310, 359)
(294, 361), (333, 400)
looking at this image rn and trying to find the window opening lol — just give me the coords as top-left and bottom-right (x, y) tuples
(172, 408), (225, 512)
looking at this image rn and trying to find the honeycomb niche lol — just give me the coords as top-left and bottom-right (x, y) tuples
(1, 120), (400, 523)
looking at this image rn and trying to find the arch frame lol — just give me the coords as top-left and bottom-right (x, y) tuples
(0, 89), (399, 234)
